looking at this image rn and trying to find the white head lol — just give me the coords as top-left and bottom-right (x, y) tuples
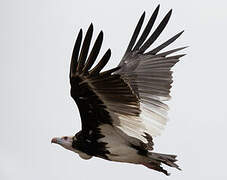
(51, 136), (92, 160)
(51, 136), (74, 151)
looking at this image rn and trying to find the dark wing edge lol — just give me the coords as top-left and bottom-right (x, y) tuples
(70, 24), (114, 78)
(119, 5), (186, 66)
(69, 24), (115, 132)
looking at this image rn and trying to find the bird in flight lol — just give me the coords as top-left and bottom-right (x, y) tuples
(51, 5), (186, 176)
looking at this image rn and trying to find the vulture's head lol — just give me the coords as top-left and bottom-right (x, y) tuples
(51, 136), (74, 151)
(51, 136), (92, 160)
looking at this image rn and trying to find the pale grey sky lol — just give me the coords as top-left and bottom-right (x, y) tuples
(1, 0), (227, 179)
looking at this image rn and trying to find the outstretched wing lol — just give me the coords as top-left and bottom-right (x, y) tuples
(115, 5), (186, 138)
(70, 24), (154, 148)
(70, 6), (185, 151)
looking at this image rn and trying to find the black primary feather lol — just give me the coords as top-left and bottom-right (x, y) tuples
(147, 31), (184, 55)
(82, 31), (103, 75)
(77, 24), (93, 73)
(133, 5), (160, 51)
(89, 49), (111, 76)
(125, 12), (145, 53)
(70, 29), (82, 76)
(139, 9), (172, 53)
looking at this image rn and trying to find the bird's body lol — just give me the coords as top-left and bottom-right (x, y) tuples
(74, 125), (144, 163)
(52, 5), (185, 176)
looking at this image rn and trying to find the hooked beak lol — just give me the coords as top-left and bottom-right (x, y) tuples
(51, 137), (59, 144)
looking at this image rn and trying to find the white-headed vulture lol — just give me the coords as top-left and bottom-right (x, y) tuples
(52, 5), (186, 175)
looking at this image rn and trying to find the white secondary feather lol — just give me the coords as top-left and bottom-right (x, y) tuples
(113, 102), (168, 144)
(87, 74), (169, 145)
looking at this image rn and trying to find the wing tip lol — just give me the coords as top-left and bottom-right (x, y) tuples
(89, 23), (93, 29)
(98, 30), (104, 41)
(107, 48), (111, 55)
(168, 9), (173, 15)
(79, 28), (83, 35)
(165, 9), (172, 22)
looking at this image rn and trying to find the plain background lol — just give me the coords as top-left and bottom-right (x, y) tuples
(1, 0), (227, 179)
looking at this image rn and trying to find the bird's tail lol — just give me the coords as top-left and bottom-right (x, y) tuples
(142, 152), (181, 176)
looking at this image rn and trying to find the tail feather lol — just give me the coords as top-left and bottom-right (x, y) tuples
(143, 152), (181, 175)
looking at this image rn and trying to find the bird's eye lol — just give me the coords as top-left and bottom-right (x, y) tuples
(63, 136), (68, 140)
